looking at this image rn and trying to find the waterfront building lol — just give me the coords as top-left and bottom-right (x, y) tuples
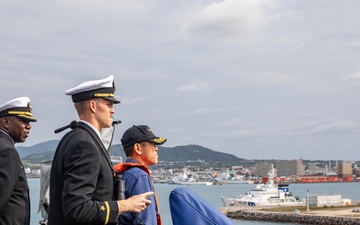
(276, 159), (305, 177)
(337, 161), (352, 178)
(307, 163), (318, 174)
(309, 194), (342, 207)
(165, 169), (173, 176)
(25, 167), (31, 174)
(353, 166), (360, 177)
(254, 163), (274, 177)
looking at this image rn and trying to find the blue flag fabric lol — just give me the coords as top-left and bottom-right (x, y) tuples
(169, 187), (235, 225)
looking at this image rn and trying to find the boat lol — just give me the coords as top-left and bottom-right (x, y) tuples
(169, 167), (213, 185)
(220, 168), (304, 207)
(170, 175), (213, 185)
(214, 169), (253, 184)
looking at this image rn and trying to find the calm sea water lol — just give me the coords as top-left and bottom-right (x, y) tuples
(28, 178), (360, 225)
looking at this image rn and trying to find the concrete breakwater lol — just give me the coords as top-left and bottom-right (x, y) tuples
(227, 210), (360, 225)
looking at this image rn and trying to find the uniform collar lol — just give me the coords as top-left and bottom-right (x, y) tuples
(0, 130), (15, 145)
(78, 120), (102, 140)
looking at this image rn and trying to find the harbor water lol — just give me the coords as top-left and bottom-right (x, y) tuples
(28, 178), (360, 225)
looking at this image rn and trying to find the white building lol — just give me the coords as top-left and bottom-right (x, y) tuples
(309, 195), (342, 207)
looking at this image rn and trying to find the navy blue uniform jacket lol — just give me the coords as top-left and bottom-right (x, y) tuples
(0, 131), (30, 225)
(48, 122), (118, 225)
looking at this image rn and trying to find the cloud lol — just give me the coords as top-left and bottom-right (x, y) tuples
(224, 118), (360, 140)
(177, 82), (210, 92)
(346, 41), (360, 47)
(181, 0), (282, 42)
(59, 0), (145, 12)
(1, 1), (359, 160)
(287, 119), (360, 135)
(150, 109), (169, 117)
(342, 70), (360, 87)
(122, 96), (153, 104)
(260, 72), (301, 85)
(179, 107), (233, 116)
(219, 118), (253, 128)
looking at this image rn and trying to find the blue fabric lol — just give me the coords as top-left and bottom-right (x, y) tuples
(169, 187), (235, 225)
(119, 159), (157, 225)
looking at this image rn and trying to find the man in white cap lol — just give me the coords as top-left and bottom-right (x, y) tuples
(48, 75), (153, 225)
(0, 97), (37, 225)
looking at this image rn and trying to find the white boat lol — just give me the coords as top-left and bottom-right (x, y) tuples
(214, 169), (254, 184)
(170, 176), (213, 185)
(169, 167), (213, 185)
(215, 176), (253, 184)
(220, 168), (304, 207)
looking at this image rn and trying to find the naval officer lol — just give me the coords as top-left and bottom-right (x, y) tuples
(0, 97), (37, 225)
(48, 75), (152, 225)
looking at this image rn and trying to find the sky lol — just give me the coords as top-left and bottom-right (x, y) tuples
(1, 0), (359, 160)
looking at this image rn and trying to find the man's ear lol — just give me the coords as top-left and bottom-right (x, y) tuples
(134, 143), (142, 155)
(89, 100), (97, 113)
(1, 117), (10, 129)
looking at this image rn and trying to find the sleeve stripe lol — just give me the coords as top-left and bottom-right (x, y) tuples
(104, 201), (110, 224)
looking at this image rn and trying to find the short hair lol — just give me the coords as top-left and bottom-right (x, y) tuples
(74, 99), (91, 115)
(123, 145), (133, 157)
(123, 142), (147, 157)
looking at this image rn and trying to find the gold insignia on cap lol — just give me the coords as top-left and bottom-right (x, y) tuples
(113, 80), (116, 91)
(8, 111), (33, 118)
(94, 93), (115, 97)
(27, 102), (32, 113)
(100, 205), (106, 212)
(153, 137), (166, 144)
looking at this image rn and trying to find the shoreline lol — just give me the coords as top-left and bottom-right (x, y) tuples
(223, 206), (360, 225)
(26, 174), (41, 178)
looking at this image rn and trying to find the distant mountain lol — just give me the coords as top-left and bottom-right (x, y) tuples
(109, 144), (243, 163)
(19, 140), (243, 164)
(17, 140), (59, 158)
(22, 151), (55, 162)
(160, 145), (241, 162)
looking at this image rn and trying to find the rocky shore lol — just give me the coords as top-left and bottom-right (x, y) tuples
(225, 208), (360, 225)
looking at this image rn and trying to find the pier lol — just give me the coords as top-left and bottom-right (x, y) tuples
(224, 206), (360, 225)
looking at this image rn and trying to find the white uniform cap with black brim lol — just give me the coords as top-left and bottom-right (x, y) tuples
(0, 97), (37, 122)
(65, 75), (121, 103)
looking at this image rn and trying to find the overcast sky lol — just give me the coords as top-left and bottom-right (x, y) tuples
(1, 0), (359, 160)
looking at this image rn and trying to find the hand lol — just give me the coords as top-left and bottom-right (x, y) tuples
(118, 192), (153, 214)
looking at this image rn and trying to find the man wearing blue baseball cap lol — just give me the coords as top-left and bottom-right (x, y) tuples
(0, 97), (37, 225)
(48, 76), (153, 225)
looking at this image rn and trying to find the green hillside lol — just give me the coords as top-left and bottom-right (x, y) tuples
(20, 140), (243, 165)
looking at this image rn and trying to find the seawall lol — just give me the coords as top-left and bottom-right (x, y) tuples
(226, 210), (360, 225)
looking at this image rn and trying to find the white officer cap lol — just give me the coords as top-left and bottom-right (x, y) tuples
(0, 97), (37, 122)
(65, 75), (120, 103)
